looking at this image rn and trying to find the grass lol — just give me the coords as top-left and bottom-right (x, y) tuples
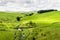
(0, 11), (60, 40)
(0, 31), (14, 40)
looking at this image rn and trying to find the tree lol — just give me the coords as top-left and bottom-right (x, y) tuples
(37, 9), (57, 14)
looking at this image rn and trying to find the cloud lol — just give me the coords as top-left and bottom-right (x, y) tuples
(0, 0), (60, 12)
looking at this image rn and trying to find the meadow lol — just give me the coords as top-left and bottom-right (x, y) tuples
(0, 11), (60, 40)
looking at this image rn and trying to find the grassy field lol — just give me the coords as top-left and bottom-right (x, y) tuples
(0, 11), (60, 40)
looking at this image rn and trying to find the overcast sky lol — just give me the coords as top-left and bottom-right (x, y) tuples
(0, 0), (60, 12)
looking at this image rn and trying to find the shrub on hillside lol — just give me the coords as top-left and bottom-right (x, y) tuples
(16, 16), (22, 21)
(25, 13), (34, 16)
(26, 21), (36, 28)
(37, 9), (57, 14)
(0, 28), (6, 31)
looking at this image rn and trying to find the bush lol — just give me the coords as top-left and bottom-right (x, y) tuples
(25, 13), (34, 16)
(0, 28), (6, 31)
(26, 21), (36, 28)
(16, 16), (22, 21)
(37, 9), (57, 14)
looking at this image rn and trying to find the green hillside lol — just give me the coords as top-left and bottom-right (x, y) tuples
(0, 11), (60, 40)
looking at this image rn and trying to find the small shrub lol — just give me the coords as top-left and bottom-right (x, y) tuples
(41, 33), (46, 37)
(26, 21), (36, 28)
(32, 37), (35, 40)
(40, 29), (42, 31)
(16, 16), (22, 21)
(0, 28), (6, 31)
(25, 13), (34, 16)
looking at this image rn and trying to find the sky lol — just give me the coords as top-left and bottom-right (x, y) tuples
(0, 0), (60, 12)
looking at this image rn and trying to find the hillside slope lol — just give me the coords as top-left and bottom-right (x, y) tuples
(0, 11), (60, 40)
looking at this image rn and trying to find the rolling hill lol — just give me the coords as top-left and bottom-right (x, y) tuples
(0, 11), (60, 40)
